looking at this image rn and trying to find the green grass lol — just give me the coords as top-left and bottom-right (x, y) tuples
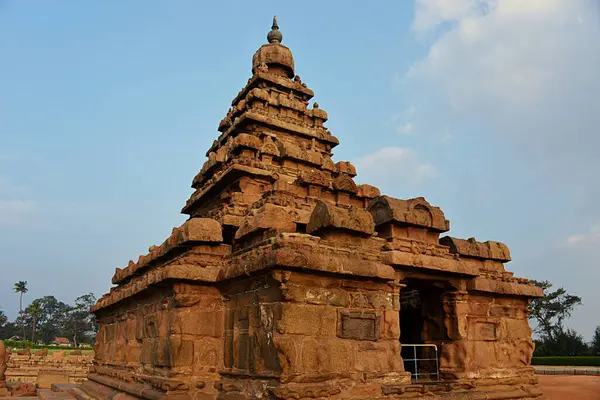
(532, 356), (600, 367)
(30, 348), (94, 356)
(1, 340), (94, 356)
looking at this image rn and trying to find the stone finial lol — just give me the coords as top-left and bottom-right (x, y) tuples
(252, 15), (294, 78)
(267, 16), (283, 44)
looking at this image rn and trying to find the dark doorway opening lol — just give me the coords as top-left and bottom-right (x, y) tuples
(400, 279), (449, 382)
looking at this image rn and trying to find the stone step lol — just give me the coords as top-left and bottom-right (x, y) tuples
(38, 389), (76, 400)
(50, 384), (78, 393)
(66, 387), (94, 400)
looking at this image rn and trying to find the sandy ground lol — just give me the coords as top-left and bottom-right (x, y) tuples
(538, 375), (600, 400)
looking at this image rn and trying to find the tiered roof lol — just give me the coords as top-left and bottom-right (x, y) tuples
(92, 17), (541, 313)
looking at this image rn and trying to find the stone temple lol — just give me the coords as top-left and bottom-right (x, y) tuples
(86, 17), (545, 400)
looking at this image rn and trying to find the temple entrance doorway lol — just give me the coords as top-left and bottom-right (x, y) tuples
(399, 278), (450, 382)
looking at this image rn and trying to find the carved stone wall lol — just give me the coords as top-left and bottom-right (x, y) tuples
(440, 294), (534, 379)
(219, 270), (409, 399)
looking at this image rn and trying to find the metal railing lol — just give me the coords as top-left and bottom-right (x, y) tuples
(401, 343), (440, 382)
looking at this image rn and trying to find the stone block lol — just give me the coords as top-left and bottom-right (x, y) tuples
(37, 371), (70, 389)
(332, 174), (358, 194)
(273, 336), (300, 380)
(382, 310), (400, 339)
(440, 236), (511, 261)
(8, 382), (36, 396)
(489, 304), (518, 318)
(193, 337), (223, 370)
(142, 314), (159, 338)
(349, 290), (394, 309)
(175, 309), (223, 338)
(307, 200), (374, 236)
(468, 300), (490, 317)
(304, 287), (350, 307)
(125, 342), (141, 364)
(338, 310), (381, 341)
(150, 338), (194, 367)
(356, 184), (380, 199)
(354, 340), (401, 373)
(300, 337), (353, 375)
(369, 195), (449, 232)
(235, 204), (296, 240)
(276, 303), (336, 336)
(178, 218), (223, 244)
(467, 317), (500, 341)
(501, 318), (533, 340)
(335, 161), (357, 177)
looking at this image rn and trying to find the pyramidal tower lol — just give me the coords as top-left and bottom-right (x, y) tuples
(86, 18), (544, 400)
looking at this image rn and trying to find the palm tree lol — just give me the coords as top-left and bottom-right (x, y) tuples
(28, 300), (41, 344)
(13, 281), (28, 340)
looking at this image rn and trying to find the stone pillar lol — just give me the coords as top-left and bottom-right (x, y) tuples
(442, 290), (469, 341)
(270, 271), (409, 399)
(438, 290), (469, 379)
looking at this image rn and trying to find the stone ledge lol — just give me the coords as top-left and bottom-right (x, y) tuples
(182, 162), (274, 214)
(381, 250), (478, 276)
(223, 233), (395, 281)
(468, 277), (544, 297)
(87, 373), (166, 400)
(111, 217), (223, 285)
(92, 257), (225, 311)
(229, 70), (315, 114)
(440, 236), (512, 262)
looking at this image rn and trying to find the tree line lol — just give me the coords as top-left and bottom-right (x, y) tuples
(529, 280), (600, 356)
(0, 281), (97, 347)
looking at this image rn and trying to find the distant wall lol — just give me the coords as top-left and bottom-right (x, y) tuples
(6, 352), (93, 384)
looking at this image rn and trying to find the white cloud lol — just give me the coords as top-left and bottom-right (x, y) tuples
(0, 199), (39, 226)
(0, 177), (38, 227)
(405, 0), (600, 132)
(396, 122), (415, 135)
(0, 177), (29, 197)
(565, 224), (600, 246)
(402, 0), (600, 204)
(412, 0), (478, 32)
(354, 147), (438, 195)
(387, 107), (418, 136)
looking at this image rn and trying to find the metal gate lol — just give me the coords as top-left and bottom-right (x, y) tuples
(401, 343), (440, 382)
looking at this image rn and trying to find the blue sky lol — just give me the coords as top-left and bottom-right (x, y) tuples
(1, 1), (599, 339)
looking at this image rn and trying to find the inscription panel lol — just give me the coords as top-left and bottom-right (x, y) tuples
(467, 316), (500, 341)
(338, 310), (381, 341)
(475, 322), (497, 341)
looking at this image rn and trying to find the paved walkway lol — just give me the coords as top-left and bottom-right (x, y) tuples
(535, 365), (600, 375)
(537, 375), (600, 400)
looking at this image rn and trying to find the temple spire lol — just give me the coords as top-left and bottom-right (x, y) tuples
(267, 15), (283, 44)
